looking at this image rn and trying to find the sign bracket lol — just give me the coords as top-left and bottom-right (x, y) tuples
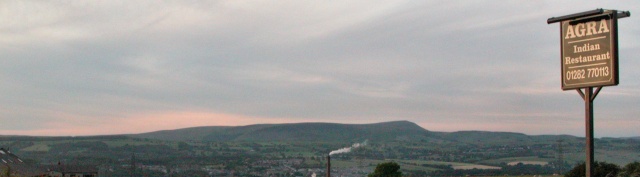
(576, 89), (585, 100)
(577, 86), (602, 101)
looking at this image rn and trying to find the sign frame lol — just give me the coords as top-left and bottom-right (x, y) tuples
(560, 10), (619, 90)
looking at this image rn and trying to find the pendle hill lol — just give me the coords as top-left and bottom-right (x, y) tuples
(130, 121), (583, 144)
(132, 120), (433, 142)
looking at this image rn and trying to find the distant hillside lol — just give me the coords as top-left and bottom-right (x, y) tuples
(626, 137), (640, 141)
(131, 120), (589, 145)
(434, 131), (581, 146)
(435, 131), (532, 144)
(131, 126), (231, 141)
(132, 121), (432, 142)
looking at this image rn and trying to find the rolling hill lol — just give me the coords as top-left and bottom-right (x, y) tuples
(432, 131), (583, 146)
(130, 120), (587, 146)
(132, 120), (433, 142)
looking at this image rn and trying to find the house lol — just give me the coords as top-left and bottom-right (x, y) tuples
(0, 148), (47, 177)
(1, 148), (97, 177)
(44, 164), (98, 177)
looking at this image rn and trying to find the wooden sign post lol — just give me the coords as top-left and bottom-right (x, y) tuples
(548, 9), (630, 177)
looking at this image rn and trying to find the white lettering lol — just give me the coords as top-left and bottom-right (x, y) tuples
(573, 43), (601, 53)
(565, 25), (576, 39)
(598, 18), (610, 33)
(564, 18), (610, 39)
(586, 21), (597, 35)
(575, 23), (586, 37)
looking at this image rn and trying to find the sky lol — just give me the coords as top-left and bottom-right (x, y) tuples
(1, 1), (639, 137)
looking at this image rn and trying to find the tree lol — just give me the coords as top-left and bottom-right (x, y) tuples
(368, 161), (402, 177)
(565, 161), (620, 177)
(620, 162), (640, 177)
(178, 141), (191, 151)
(0, 164), (10, 177)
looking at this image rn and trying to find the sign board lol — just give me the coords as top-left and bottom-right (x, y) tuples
(560, 11), (619, 90)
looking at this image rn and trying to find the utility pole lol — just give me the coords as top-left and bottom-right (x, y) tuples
(557, 139), (565, 174)
(131, 152), (136, 177)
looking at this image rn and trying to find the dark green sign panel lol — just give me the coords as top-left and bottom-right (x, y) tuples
(561, 12), (619, 90)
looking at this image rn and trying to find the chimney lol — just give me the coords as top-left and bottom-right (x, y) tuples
(326, 155), (331, 177)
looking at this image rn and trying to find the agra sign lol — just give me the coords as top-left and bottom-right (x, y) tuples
(560, 11), (619, 90)
(548, 9), (630, 177)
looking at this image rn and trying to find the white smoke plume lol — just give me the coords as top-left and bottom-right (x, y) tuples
(329, 140), (368, 156)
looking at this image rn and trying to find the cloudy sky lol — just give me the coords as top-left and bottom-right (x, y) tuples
(1, 1), (639, 137)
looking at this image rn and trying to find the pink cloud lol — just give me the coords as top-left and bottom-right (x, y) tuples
(0, 111), (295, 136)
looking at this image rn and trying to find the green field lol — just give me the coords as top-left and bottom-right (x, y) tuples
(21, 143), (51, 152)
(330, 158), (502, 172)
(480, 156), (555, 165)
